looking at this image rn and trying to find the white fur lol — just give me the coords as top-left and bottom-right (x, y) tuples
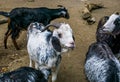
(53, 23), (75, 48)
(103, 13), (119, 32)
(85, 55), (110, 82)
(85, 42), (120, 82)
(27, 22), (75, 82)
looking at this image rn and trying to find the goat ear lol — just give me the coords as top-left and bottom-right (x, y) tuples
(52, 36), (61, 52)
(115, 12), (119, 15)
(57, 5), (66, 9)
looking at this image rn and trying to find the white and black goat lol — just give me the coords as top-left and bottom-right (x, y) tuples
(27, 22), (75, 82)
(96, 12), (120, 56)
(84, 42), (120, 82)
(0, 67), (51, 82)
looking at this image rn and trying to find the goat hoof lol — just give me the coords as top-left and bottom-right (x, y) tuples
(5, 47), (8, 49)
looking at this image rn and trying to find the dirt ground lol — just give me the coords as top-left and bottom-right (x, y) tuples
(0, 0), (120, 82)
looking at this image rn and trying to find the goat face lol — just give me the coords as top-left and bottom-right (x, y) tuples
(102, 13), (120, 34)
(27, 22), (45, 33)
(59, 7), (70, 19)
(52, 23), (75, 51)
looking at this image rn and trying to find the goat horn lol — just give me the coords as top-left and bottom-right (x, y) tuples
(41, 23), (61, 32)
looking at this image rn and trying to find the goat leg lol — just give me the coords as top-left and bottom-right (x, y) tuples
(52, 63), (61, 82)
(35, 62), (39, 69)
(4, 35), (8, 49)
(29, 57), (33, 67)
(4, 29), (12, 49)
(12, 38), (20, 50)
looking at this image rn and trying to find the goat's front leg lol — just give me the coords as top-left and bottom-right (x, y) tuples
(29, 57), (32, 67)
(12, 38), (20, 50)
(35, 62), (38, 69)
(52, 63), (61, 82)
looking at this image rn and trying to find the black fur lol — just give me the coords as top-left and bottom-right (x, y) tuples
(0, 67), (50, 82)
(0, 6), (69, 50)
(96, 16), (120, 54)
(112, 17), (120, 34)
(52, 36), (61, 52)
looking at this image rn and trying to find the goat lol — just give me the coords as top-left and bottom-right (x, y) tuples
(0, 67), (51, 82)
(84, 42), (120, 82)
(0, 5), (70, 50)
(27, 22), (75, 82)
(96, 12), (120, 56)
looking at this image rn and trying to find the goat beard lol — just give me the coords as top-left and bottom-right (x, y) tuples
(61, 47), (74, 53)
(61, 48), (73, 57)
(62, 48), (69, 53)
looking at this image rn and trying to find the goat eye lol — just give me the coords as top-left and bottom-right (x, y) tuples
(58, 33), (62, 38)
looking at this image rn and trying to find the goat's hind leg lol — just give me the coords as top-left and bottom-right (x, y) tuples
(11, 29), (20, 50)
(35, 62), (39, 69)
(4, 29), (12, 49)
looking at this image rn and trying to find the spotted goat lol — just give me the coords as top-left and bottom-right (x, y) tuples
(27, 22), (75, 82)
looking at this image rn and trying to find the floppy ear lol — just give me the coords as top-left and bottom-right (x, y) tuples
(52, 36), (61, 52)
(115, 12), (119, 15)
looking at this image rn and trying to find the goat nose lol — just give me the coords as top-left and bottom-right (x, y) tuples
(99, 27), (107, 33)
(70, 42), (75, 48)
(102, 26), (107, 30)
(70, 42), (74, 45)
(99, 29), (104, 33)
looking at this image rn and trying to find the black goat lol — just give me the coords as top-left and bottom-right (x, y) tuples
(96, 12), (120, 55)
(84, 42), (120, 82)
(0, 67), (51, 82)
(0, 5), (69, 50)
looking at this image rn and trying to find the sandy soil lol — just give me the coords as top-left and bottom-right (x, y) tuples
(0, 0), (120, 82)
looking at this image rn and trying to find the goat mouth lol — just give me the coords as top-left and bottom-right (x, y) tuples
(64, 46), (74, 50)
(61, 46), (74, 53)
(66, 16), (70, 19)
(61, 44), (75, 52)
(99, 29), (111, 34)
(100, 29), (118, 35)
(65, 14), (70, 19)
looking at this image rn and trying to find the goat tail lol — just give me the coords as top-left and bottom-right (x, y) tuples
(0, 11), (10, 17)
